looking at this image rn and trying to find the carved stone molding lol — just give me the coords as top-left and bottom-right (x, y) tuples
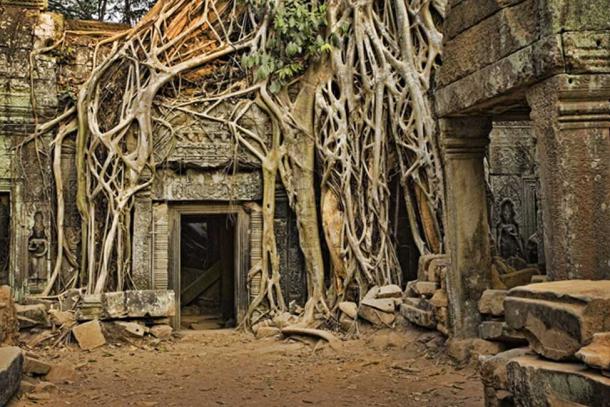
(556, 75), (610, 130)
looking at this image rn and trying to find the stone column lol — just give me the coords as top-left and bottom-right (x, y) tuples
(441, 117), (493, 338)
(527, 74), (610, 280)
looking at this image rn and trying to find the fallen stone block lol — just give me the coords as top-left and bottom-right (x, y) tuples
(338, 313), (355, 331)
(480, 348), (531, 391)
(363, 286), (380, 300)
(479, 321), (526, 344)
(376, 285), (402, 299)
(500, 268), (540, 289)
(417, 254), (448, 282)
(576, 332), (610, 371)
(15, 303), (49, 329)
(447, 338), (505, 364)
(400, 303), (435, 329)
(72, 320), (106, 350)
(478, 289), (507, 317)
(23, 356), (51, 376)
(507, 354), (610, 406)
(429, 289), (448, 307)
(150, 324), (173, 339)
(124, 290), (176, 318)
(359, 303), (395, 327)
(48, 309), (75, 327)
(338, 301), (358, 319)
(0, 346), (23, 406)
(413, 281), (438, 296)
(505, 280), (610, 360)
(115, 321), (149, 337)
(360, 298), (395, 313)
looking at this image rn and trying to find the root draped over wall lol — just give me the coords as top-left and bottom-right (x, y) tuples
(25, 0), (447, 328)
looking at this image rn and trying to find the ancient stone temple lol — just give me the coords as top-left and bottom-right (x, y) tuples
(0, 0), (609, 405)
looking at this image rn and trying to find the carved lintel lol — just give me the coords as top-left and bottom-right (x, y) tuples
(440, 117), (492, 159)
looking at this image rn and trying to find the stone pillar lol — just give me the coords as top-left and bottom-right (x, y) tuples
(441, 117), (493, 338)
(131, 192), (153, 289)
(527, 74), (610, 280)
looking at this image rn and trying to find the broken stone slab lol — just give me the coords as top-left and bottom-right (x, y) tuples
(478, 290), (507, 317)
(399, 303), (435, 329)
(72, 320), (106, 350)
(505, 280), (610, 360)
(360, 298), (396, 313)
(507, 354), (610, 406)
(478, 321), (526, 344)
(15, 303), (50, 329)
(576, 332), (610, 371)
(150, 324), (173, 339)
(23, 356), (51, 376)
(358, 303), (395, 327)
(376, 285), (402, 299)
(338, 301), (358, 319)
(413, 281), (438, 296)
(0, 346), (23, 406)
(115, 321), (149, 337)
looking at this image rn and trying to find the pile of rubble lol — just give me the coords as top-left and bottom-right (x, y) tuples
(337, 284), (403, 329)
(480, 280), (610, 406)
(0, 285), (177, 404)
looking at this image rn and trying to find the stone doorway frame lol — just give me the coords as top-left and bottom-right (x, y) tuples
(168, 203), (250, 329)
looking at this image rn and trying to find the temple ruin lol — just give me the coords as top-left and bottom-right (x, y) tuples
(0, 0), (609, 405)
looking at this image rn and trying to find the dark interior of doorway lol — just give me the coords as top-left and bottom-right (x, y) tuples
(180, 213), (235, 330)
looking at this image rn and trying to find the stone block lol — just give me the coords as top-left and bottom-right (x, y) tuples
(360, 298), (395, 313)
(0, 346), (23, 406)
(507, 354), (610, 406)
(399, 303), (435, 329)
(359, 303), (395, 327)
(376, 285), (402, 299)
(427, 256), (450, 283)
(480, 348), (531, 391)
(76, 294), (103, 321)
(430, 289), (448, 308)
(103, 291), (126, 318)
(505, 280), (610, 360)
(0, 286), (18, 344)
(338, 301), (358, 319)
(45, 364), (77, 384)
(413, 281), (438, 296)
(124, 290), (176, 318)
(15, 303), (49, 329)
(478, 290), (507, 316)
(479, 321), (526, 344)
(500, 268), (540, 289)
(48, 309), (75, 327)
(576, 332), (610, 371)
(150, 324), (173, 339)
(254, 326), (281, 339)
(447, 339), (505, 364)
(23, 356), (51, 376)
(417, 254), (447, 282)
(72, 320), (106, 350)
(115, 321), (149, 337)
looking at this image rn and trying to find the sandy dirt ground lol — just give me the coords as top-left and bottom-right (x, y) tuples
(8, 326), (483, 407)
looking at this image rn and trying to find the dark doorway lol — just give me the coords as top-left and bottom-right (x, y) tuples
(180, 214), (235, 330)
(0, 193), (9, 285)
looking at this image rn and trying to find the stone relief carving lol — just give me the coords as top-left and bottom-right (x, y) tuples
(27, 210), (48, 286)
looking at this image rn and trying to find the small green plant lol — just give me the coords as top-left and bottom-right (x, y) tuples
(242, 0), (331, 92)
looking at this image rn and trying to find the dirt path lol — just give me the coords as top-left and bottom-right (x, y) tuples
(10, 326), (483, 407)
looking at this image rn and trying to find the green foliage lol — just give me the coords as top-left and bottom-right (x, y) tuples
(241, 0), (331, 92)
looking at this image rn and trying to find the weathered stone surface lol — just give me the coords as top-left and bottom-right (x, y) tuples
(150, 324), (173, 339)
(499, 268), (540, 289)
(23, 356), (51, 376)
(576, 332), (610, 371)
(15, 303), (49, 329)
(124, 290), (176, 318)
(103, 291), (127, 318)
(505, 280), (610, 360)
(417, 254), (448, 283)
(376, 285), (402, 299)
(363, 286), (380, 300)
(76, 294), (103, 321)
(359, 303), (395, 327)
(480, 348), (531, 391)
(478, 290), (507, 316)
(507, 354), (610, 406)
(479, 321), (526, 344)
(429, 289), (448, 308)
(72, 320), (106, 350)
(115, 321), (149, 337)
(413, 281), (438, 296)
(48, 309), (75, 327)
(399, 303), (435, 329)
(0, 286), (18, 344)
(0, 346), (22, 406)
(447, 339), (505, 364)
(444, 0), (524, 40)
(338, 301), (358, 319)
(360, 298), (395, 313)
